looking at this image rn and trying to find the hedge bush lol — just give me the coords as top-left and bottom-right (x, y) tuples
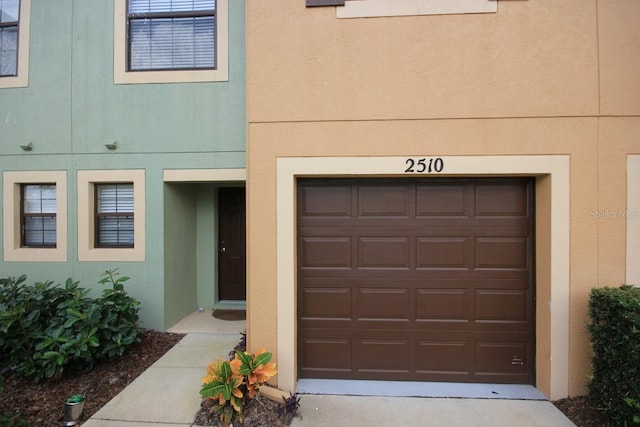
(588, 285), (640, 426)
(0, 269), (140, 383)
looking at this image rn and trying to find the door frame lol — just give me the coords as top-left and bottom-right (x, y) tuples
(162, 169), (246, 311)
(274, 155), (570, 400)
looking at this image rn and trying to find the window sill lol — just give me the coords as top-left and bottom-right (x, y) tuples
(114, 68), (228, 85)
(337, 0), (497, 19)
(0, 74), (29, 89)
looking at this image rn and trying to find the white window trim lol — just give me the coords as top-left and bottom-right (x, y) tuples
(337, 0), (497, 19)
(3, 171), (67, 262)
(0, 0), (31, 89)
(627, 155), (640, 285)
(113, 0), (228, 84)
(77, 170), (145, 262)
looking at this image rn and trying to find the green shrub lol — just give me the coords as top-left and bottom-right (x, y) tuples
(588, 285), (640, 426)
(95, 269), (141, 359)
(0, 410), (27, 427)
(0, 269), (140, 383)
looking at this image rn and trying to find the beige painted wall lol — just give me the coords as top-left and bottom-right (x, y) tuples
(246, 0), (640, 398)
(248, 0), (599, 121)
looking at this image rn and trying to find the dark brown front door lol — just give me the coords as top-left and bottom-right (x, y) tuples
(297, 178), (534, 384)
(218, 187), (246, 301)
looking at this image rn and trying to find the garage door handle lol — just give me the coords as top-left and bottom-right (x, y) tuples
(511, 357), (524, 366)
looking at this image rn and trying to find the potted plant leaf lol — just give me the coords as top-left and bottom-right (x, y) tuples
(63, 394), (86, 426)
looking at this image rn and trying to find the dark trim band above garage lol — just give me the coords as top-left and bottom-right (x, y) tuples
(306, 0), (345, 7)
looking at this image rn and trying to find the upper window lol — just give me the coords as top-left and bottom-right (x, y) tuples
(0, 0), (28, 88)
(114, 0), (228, 84)
(128, 0), (216, 71)
(95, 183), (134, 248)
(21, 184), (57, 248)
(0, 0), (19, 77)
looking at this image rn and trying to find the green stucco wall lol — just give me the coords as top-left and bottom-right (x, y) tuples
(0, 0), (246, 330)
(163, 183), (198, 330)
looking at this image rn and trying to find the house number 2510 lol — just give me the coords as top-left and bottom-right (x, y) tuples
(404, 157), (444, 173)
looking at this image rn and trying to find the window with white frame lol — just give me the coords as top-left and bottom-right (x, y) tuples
(3, 171), (67, 262)
(77, 170), (145, 262)
(95, 183), (134, 248)
(0, 0), (29, 88)
(114, 0), (228, 84)
(21, 184), (57, 247)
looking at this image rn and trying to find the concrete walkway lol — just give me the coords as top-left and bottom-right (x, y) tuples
(82, 310), (576, 426)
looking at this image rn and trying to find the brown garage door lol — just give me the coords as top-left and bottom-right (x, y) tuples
(297, 178), (534, 384)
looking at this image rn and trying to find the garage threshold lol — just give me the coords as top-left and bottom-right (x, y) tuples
(296, 379), (547, 400)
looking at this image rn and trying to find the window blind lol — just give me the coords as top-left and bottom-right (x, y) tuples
(129, 0), (215, 13)
(128, 0), (216, 71)
(96, 183), (134, 247)
(0, 0), (19, 76)
(22, 184), (56, 247)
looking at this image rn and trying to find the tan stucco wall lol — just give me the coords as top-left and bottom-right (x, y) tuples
(246, 0), (640, 399)
(248, 0), (599, 121)
(598, 0), (640, 115)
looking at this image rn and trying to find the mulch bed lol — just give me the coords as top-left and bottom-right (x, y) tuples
(194, 394), (296, 427)
(0, 328), (614, 426)
(0, 329), (184, 426)
(552, 395), (613, 427)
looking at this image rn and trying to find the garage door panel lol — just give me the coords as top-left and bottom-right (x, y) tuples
(358, 237), (410, 268)
(416, 183), (469, 216)
(358, 184), (411, 217)
(475, 290), (529, 322)
(300, 223), (531, 238)
(475, 341), (531, 382)
(300, 337), (353, 374)
(475, 183), (530, 217)
(358, 338), (412, 373)
(475, 237), (529, 270)
(416, 288), (469, 321)
(300, 288), (352, 319)
(300, 270), (530, 288)
(299, 331), (532, 382)
(298, 178), (534, 384)
(299, 236), (352, 269)
(416, 340), (472, 375)
(357, 288), (410, 320)
(299, 237), (530, 274)
(299, 185), (352, 217)
(417, 237), (469, 269)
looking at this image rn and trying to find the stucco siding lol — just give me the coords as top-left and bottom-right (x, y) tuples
(246, 0), (639, 399)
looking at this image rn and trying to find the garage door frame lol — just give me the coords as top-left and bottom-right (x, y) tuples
(275, 155), (570, 399)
